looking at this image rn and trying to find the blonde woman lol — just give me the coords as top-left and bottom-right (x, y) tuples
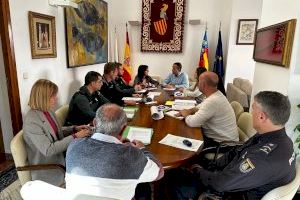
(23, 79), (90, 186)
(179, 67), (207, 97)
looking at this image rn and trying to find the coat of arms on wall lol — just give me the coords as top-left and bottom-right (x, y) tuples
(65, 0), (108, 68)
(141, 0), (185, 53)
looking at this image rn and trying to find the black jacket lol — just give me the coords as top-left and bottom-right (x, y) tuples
(65, 86), (109, 125)
(195, 128), (296, 200)
(114, 76), (135, 96)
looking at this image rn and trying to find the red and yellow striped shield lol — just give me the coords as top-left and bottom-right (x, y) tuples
(154, 19), (167, 35)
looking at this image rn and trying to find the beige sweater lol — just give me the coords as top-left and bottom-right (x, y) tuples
(185, 91), (238, 142)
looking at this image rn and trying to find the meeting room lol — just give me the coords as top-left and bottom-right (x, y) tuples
(0, 0), (300, 199)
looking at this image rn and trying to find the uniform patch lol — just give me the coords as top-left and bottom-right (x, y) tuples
(239, 158), (255, 173)
(259, 143), (277, 155)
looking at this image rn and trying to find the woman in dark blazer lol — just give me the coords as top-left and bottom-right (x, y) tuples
(134, 65), (159, 88)
(23, 79), (90, 186)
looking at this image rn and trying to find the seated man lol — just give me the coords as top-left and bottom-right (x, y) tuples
(65, 104), (164, 200)
(100, 62), (136, 106)
(163, 62), (189, 89)
(178, 71), (238, 148)
(114, 62), (141, 95)
(65, 71), (109, 125)
(165, 91), (296, 200)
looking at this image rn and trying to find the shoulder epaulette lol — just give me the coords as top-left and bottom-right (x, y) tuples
(259, 143), (277, 155)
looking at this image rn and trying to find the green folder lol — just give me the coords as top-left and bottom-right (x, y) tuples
(122, 126), (153, 145)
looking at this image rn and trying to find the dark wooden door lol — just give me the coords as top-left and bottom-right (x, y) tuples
(0, 0), (22, 137)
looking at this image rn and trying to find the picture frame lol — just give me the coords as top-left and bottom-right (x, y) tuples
(65, 0), (108, 68)
(236, 19), (258, 45)
(141, 0), (186, 53)
(28, 11), (56, 59)
(253, 19), (296, 68)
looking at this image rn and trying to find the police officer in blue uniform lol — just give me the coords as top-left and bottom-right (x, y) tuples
(163, 91), (296, 200)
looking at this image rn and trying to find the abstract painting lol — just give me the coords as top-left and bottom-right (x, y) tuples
(141, 0), (185, 53)
(253, 19), (296, 68)
(28, 11), (56, 58)
(65, 0), (108, 68)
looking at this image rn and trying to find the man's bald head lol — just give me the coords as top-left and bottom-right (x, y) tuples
(200, 71), (219, 88)
(94, 103), (127, 137)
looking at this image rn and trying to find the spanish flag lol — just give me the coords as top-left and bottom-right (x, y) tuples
(199, 30), (209, 70)
(122, 23), (132, 84)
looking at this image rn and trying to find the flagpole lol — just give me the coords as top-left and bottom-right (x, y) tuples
(219, 21), (221, 31)
(205, 21), (208, 30)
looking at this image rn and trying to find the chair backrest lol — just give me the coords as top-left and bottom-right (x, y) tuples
(55, 105), (69, 127)
(21, 180), (118, 200)
(10, 130), (31, 185)
(151, 75), (162, 84)
(237, 112), (256, 142)
(261, 164), (300, 200)
(230, 101), (244, 121)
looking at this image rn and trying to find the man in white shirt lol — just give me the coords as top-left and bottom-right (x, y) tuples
(178, 71), (238, 147)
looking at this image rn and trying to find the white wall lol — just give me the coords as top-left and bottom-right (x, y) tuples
(9, 0), (113, 116)
(0, 37), (14, 153)
(251, 0), (300, 137)
(224, 0), (262, 86)
(110, 0), (233, 80)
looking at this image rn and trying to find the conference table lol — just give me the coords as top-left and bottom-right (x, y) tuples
(128, 88), (203, 170)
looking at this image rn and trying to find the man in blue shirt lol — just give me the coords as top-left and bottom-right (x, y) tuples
(163, 62), (189, 88)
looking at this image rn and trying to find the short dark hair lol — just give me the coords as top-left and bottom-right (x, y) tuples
(114, 62), (122, 68)
(85, 71), (101, 86)
(173, 62), (182, 71)
(254, 91), (291, 126)
(104, 62), (118, 75)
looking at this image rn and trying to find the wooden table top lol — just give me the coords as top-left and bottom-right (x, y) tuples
(128, 89), (203, 170)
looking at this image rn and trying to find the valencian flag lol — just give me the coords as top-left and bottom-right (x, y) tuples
(199, 30), (209, 70)
(213, 30), (224, 78)
(122, 23), (132, 84)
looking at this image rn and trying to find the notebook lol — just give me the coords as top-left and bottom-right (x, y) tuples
(122, 126), (153, 145)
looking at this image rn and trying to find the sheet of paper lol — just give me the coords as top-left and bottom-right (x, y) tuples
(122, 97), (142, 101)
(145, 101), (157, 105)
(163, 88), (176, 91)
(165, 110), (184, 120)
(159, 134), (203, 152)
(135, 89), (147, 93)
(126, 113), (135, 119)
(147, 87), (158, 91)
(148, 92), (161, 96)
(174, 99), (197, 104)
(126, 127), (153, 145)
(165, 101), (174, 106)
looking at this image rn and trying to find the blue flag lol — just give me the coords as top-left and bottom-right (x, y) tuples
(213, 31), (224, 78)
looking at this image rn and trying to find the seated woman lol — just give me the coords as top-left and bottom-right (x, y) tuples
(179, 67), (207, 97)
(134, 65), (159, 88)
(23, 79), (90, 186)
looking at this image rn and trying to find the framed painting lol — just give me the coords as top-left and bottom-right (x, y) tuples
(236, 19), (258, 45)
(141, 0), (186, 53)
(28, 11), (56, 59)
(65, 0), (108, 68)
(253, 19), (296, 68)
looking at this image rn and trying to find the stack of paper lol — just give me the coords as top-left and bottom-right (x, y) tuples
(163, 87), (176, 91)
(148, 91), (161, 96)
(135, 89), (147, 93)
(172, 99), (197, 110)
(165, 110), (184, 120)
(122, 97), (142, 102)
(123, 106), (138, 119)
(159, 134), (203, 152)
(122, 126), (153, 145)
